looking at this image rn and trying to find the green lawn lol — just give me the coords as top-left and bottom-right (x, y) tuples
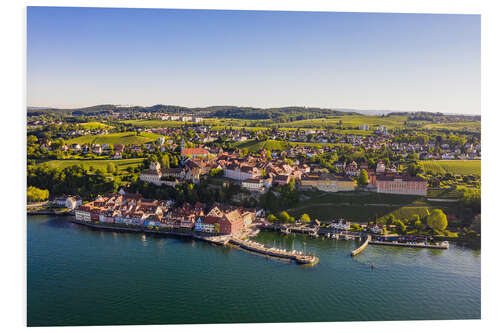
(65, 131), (164, 145)
(40, 158), (145, 172)
(421, 160), (481, 176)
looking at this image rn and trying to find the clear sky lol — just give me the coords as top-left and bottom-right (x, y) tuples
(27, 7), (481, 114)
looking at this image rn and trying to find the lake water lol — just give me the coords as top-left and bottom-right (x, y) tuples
(27, 215), (481, 326)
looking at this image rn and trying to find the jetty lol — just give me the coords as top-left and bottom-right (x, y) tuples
(369, 240), (449, 249)
(229, 238), (318, 265)
(351, 235), (371, 256)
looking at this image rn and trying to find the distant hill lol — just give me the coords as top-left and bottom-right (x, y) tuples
(27, 104), (361, 121)
(27, 104), (479, 121)
(334, 108), (403, 116)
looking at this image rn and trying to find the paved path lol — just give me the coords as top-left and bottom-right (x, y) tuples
(27, 201), (49, 208)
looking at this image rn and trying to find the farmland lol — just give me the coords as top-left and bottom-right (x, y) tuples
(65, 131), (164, 145)
(39, 158), (145, 173)
(421, 160), (481, 176)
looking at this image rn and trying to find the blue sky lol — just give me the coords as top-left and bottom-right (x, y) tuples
(27, 7), (480, 114)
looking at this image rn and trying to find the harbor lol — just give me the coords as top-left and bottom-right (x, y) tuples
(71, 219), (318, 265)
(369, 239), (450, 249)
(261, 222), (451, 252)
(28, 215), (481, 325)
(229, 238), (318, 265)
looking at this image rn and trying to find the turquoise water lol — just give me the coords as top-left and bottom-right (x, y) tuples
(27, 215), (481, 326)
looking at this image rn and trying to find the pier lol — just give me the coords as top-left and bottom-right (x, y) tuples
(369, 240), (449, 249)
(229, 238), (318, 265)
(351, 235), (372, 256)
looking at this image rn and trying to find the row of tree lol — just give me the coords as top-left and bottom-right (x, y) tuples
(27, 165), (119, 200)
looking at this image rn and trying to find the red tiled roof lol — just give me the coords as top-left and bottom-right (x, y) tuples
(181, 148), (208, 155)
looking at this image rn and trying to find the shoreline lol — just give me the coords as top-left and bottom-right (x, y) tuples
(69, 219), (318, 265)
(29, 213), (481, 250)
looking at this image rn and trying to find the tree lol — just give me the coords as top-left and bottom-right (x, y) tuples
(265, 150), (272, 160)
(357, 169), (369, 186)
(409, 214), (421, 225)
(426, 209), (448, 231)
(267, 214), (278, 223)
(27, 135), (38, 145)
(161, 154), (170, 169)
(395, 220), (407, 233)
(27, 186), (49, 203)
(299, 213), (311, 223)
(106, 163), (115, 174)
(385, 214), (395, 226)
(278, 211), (291, 223)
(209, 168), (222, 177)
(415, 220), (425, 231)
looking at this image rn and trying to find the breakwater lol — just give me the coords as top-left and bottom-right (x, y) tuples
(229, 238), (318, 265)
(27, 210), (71, 216)
(369, 240), (449, 249)
(351, 235), (372, 256)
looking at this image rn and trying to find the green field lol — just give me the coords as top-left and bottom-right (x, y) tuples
(65, 131), (164, 145)
(78, 122), (112, 130)
(421, 160), (481, 176)
(40, 158), (145, 172)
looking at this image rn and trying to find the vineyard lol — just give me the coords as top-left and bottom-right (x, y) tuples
(420, 160), (481, 176)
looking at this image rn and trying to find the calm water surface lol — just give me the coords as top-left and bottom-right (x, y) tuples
(27, 215), (481, 326)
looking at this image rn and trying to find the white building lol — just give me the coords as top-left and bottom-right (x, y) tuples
(75, 208), (91, 222)
(242, 178), (266, 192)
